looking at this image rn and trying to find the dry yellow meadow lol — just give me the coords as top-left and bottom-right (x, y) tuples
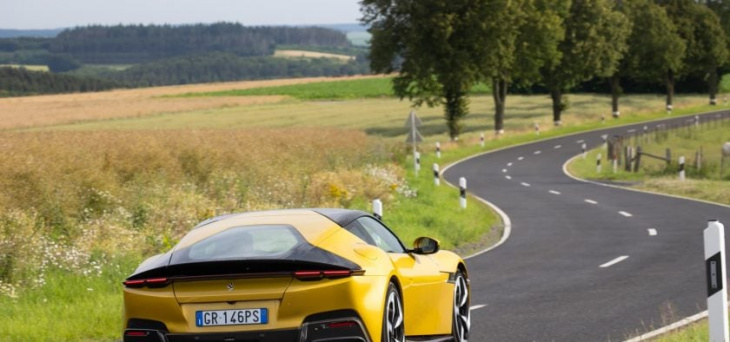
(0, 75), (382, 130)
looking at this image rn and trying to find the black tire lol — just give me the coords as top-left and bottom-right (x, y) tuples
(381, 282), (405, 342)
(452, 271), (470, 342)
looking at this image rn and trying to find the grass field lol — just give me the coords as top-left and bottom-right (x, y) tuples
(0, 64), (49, 72)
(274, 49), (354, 61)
(0, 75), (381, 130)
(566, 116), (730, 205)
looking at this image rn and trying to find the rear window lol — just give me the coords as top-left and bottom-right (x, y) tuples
(176, 225), (302, 263)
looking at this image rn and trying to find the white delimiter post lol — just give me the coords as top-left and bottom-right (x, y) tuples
(704, 220), (729, 342)
(433, 163), (440, 186)
(480, 133), (485, 147)
(596, 153), (602, 173)
(582, 143), (587, 159)
(459, 177), (467, 209)
(414, 151), (421, 174)
(679, 156), (686, 181)
(372, 199), (383, 221)
(435, 142), (441, 159)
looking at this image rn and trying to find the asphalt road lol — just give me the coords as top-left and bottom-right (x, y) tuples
(443, 110), (730, 341)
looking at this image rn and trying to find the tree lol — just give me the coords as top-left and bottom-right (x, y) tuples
(362, 0), (484, 140)
(479, 0), (567, 134)
(47, 54), (81, 73)
(539, 0), (631, 125)
(610, 0), (684, 116)
(659, 0), (728, 107)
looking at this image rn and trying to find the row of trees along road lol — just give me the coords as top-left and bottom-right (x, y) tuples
(362, 0), (730, 140)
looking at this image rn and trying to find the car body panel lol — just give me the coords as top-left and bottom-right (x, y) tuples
(123, 209), (469, 342)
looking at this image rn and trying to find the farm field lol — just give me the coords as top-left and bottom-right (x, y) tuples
(274, 49), (354, 61)
(0, 64), (49, 72)
(0, 75), (382, 130)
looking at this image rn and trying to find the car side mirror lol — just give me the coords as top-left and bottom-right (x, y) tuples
(412, 237), (439, 255)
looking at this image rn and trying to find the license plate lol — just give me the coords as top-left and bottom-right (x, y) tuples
(196, 308), (268, 327)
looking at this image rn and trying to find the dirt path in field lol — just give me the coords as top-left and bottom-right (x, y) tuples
(0, 75), (382, 130)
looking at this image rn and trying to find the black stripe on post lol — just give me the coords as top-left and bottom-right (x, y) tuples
(596, 159), (601, 166)
(433, 170), (439, 178)
(460, 187), (466, 198)
(679, 162), (685, 172)
(707, 252), (724, 297)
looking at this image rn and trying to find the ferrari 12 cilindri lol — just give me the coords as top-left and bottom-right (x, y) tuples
(123, 209), (470, 342)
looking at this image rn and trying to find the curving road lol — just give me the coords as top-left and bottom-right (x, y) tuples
(443, 110), (730, 341)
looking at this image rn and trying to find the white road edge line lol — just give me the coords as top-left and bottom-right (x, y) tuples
(469, 304), (487, 311)
(549, 190), (561, 195)
(648, 228), (657, 236)
(585, 199), (598, 204)
(600, 256), (629, 268)
(619, 211), (633, 217)
(521, 182), (531, 187)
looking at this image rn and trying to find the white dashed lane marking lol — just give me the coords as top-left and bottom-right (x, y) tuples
(534, 151), (542, 155)
(619, 211), (633, 217)
(518, 156), (524, 161)
(576, 139), (585, 144)
(584, 199), (598, 204)
(600, 256), (629, 268)
(549, 190), (561, 195)
(507, 162), (513, 167)
(555, 145), (562, 149)
(521, 182), (531, 187)
(505, 176), (512, 180)
(502, 169), (508, 173)
(648, 229), (658, 236)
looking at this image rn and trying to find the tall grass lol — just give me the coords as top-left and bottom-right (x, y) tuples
(0, 127), (498, 341)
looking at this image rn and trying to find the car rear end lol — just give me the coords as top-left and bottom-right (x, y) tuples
(123, 215), (382, 342)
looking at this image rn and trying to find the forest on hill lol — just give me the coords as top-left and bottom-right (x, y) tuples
(0, 23), (369, 96)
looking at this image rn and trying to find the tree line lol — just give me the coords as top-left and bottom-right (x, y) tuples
(0, 67), (118, 97)
(107, 52), (370, 87)
(363, 0), (730, 139)
(47, 23), (350, 64)
(0, 52), (370, 96)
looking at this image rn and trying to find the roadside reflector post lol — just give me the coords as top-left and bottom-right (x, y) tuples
(596, 153), (602, 173)
(459, 177), (467, 209)
(414, 151), (421, 174)
(433, 163), (440, 186)
(667, 104), (673, 115)
(582, 143), (587, 159)
(705, 220), (729, 342)
(372, 199), (383, 221)
(480, 133), (485, 147)
(534, 122), (540, 135)
(435, 142), (441, 159)
(696, 115), (701, 127)
(679, 156), (686, 181)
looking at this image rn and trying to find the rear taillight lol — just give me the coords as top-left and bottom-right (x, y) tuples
(123, 278), (169, 288)
(293, 270), (359, 280)
(326, 321), (358, 329)
(125, 330), (149, 337)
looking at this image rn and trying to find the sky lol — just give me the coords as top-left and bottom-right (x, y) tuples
(2, 0), (363, 29)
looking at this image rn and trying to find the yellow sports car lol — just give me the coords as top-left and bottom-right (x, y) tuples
(122, 209), (471, 342)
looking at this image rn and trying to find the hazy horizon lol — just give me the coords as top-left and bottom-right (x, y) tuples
(3, 0), (362, 30)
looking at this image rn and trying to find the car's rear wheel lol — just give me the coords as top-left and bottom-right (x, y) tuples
(452, 271), (470, 342)
(382, 282), (405, 342)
